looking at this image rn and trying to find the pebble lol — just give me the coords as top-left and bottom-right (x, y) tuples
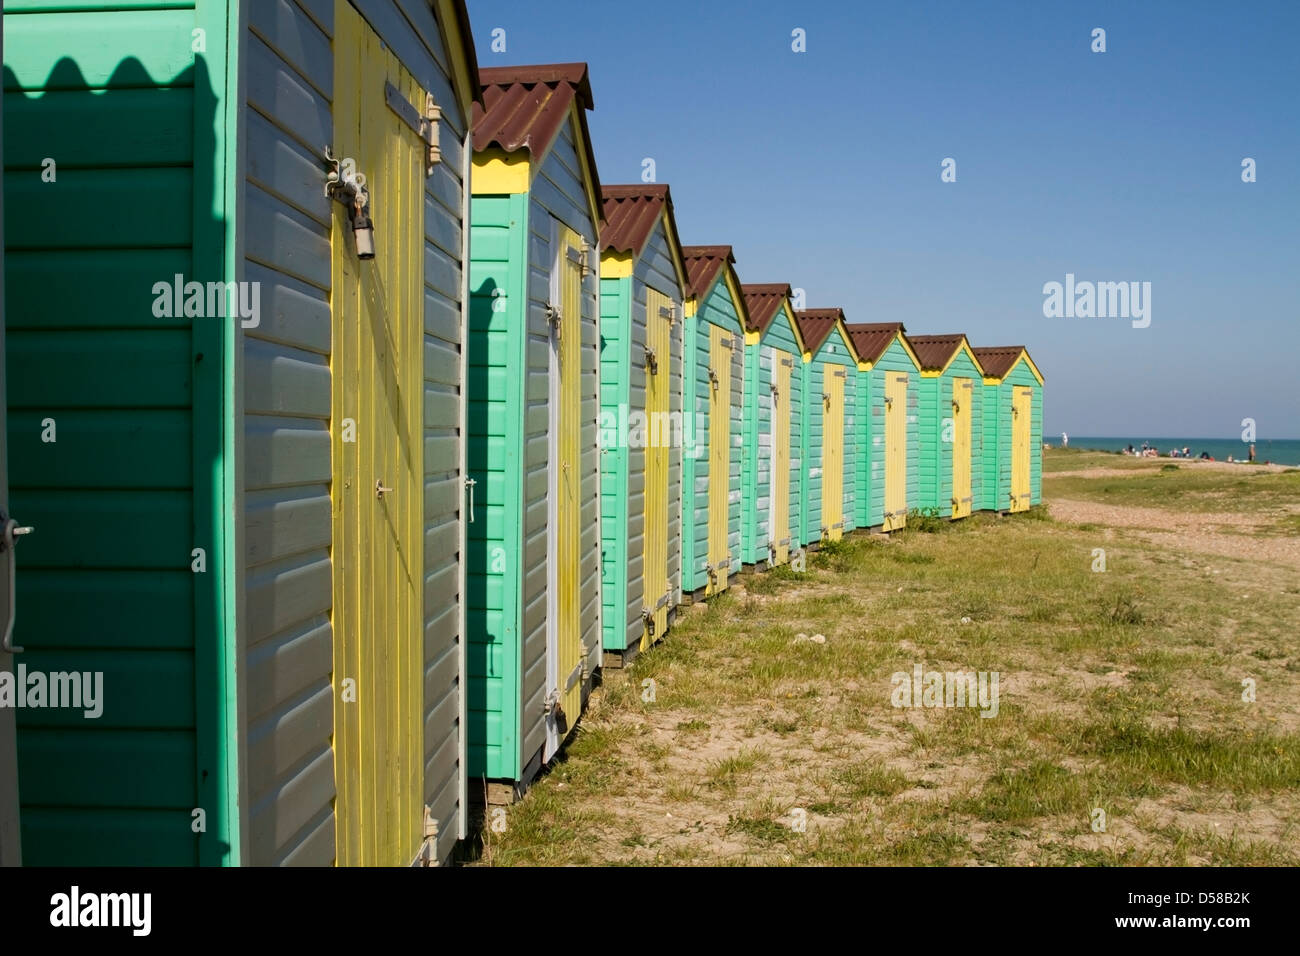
(810, 634), (826, 644)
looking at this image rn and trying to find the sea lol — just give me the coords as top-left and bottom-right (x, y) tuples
(1061, 437), (1300, 467)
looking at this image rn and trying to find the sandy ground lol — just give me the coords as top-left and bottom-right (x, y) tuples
(1047, 497), (1300, 570)
(1051, 459), (1294, 479)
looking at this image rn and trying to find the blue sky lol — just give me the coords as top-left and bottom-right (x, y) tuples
(469, 0), (1300, 438)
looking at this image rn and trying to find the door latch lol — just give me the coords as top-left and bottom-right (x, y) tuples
(375, 479), (394, 499)
(2, 514), (35, 653)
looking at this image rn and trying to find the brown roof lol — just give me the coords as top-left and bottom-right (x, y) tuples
(908, 334), (968, 372)
(740, 284), (793, 335)
(845, 322), (906, 365)
(680, 245), (733, 299)
(681, 246), (751, 328)
(473, 63), (602, 215)
(601, 185), (677, 259)
(794, 309), (846, 355)
(971, 346), (1026, 379)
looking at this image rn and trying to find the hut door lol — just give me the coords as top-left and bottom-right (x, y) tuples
(331, 1), (428, 866)
(643, 288), (672, 642)
(952, 378), (973, 519)
(822, 370), (844, 542)
(0, 251), (20, 866)
(770, 352), (792, 565)
(884, 374), (908, 531)
(706, 325), (731, 595)
(1011, 385), (1032, 512)
(547, 222), (585, 751)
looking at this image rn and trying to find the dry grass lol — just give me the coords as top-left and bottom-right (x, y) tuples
(469, 449), (1300, 866)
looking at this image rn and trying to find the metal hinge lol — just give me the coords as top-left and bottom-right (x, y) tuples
(833, 369), (846, 378)
(719, 336), (733, 350)
(659, 304), (676, 325)
(384, 82), (441, 175)
(546, 302), (562, 339)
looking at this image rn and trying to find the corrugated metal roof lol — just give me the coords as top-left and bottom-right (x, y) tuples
(601, 184), (670, 256)
(741, 283), (793, 335)
(681, 246), (750, 328)
(845, 322), (906, 365)
(681, 245), (732, 299)
(794, 309), (845, 355)
(472, 62), (602, 214)
(971, 346), (1026, 379)
(908, 334), (967, 371)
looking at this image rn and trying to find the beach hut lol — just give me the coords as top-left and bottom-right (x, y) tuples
(2, 0), (481, 865)
(740, 285), (808, 568)
(846, 323), (923, 532)
(597, 185), (687, 666)
(680, 247), (747, 603)
(794, 310), (860, 544)
(972, 347), (1045, 513)
(467, 63), (604, 797)
(910, 335), (985, 520)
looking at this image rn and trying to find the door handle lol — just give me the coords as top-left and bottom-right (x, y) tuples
(464, 477), (477, 522)
(3, 516), (35, 653)
(375, 479), (394, 499)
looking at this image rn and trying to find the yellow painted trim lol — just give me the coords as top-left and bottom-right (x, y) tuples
(567, 104), (603, 237)
(920, 369), (942, 378)
(833, 320), (862, 364)
(471, 147), (530, 194)
(802, 351), (812, 363)
(433, 0), (478, 118)
(684, 296), (698, 318)
(982, 375), (1003, 385)
(1015, 350), (1046, 385)
(857, 361), (869, 372)
(894, 331), (924, 371)
(600, 252), (634, 277)
(744, 330), (760, 345)
(659, 208), (690, 299)
(722, 269), (748, 331)
(945, 339), (980, 377)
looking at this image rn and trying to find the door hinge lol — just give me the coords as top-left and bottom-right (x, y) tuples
(659, 304), (676, 325)
(384, 82), (441, 175)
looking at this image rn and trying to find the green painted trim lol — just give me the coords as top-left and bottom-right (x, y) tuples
(505, 190), (528, 779)
(191, 0), (237, 867)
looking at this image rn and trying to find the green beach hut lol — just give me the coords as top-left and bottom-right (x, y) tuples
(846, 323), (923, 532)
(740, 285), (808, 568)
(910, 334), (985, 520)
(4, 0), (480, 866)
(680, 246), (748, 603)
(972, 346), (1045, 513)
(794, 310), (860, 544)
(468, 62), (606, 797)
(598, 184), (688, 666)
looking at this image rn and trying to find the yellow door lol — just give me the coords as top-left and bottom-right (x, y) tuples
(706, 324), (731, 595)
(770, 352), (792, 565)
(951, 378), (972, 519)
(331, 0), (426, 867)
(643, 288), (672, 644)
(822, 369), (844, 541)
(1011, 385), (1032, 512)
(553, 223), (585, 723)
(883, 373), (908, 531)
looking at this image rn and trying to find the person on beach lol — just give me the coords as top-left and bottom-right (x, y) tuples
(1249, 444), (1256, 463)
(1062, 432), (1069, 448)
(1183, 446), (1189, 457)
